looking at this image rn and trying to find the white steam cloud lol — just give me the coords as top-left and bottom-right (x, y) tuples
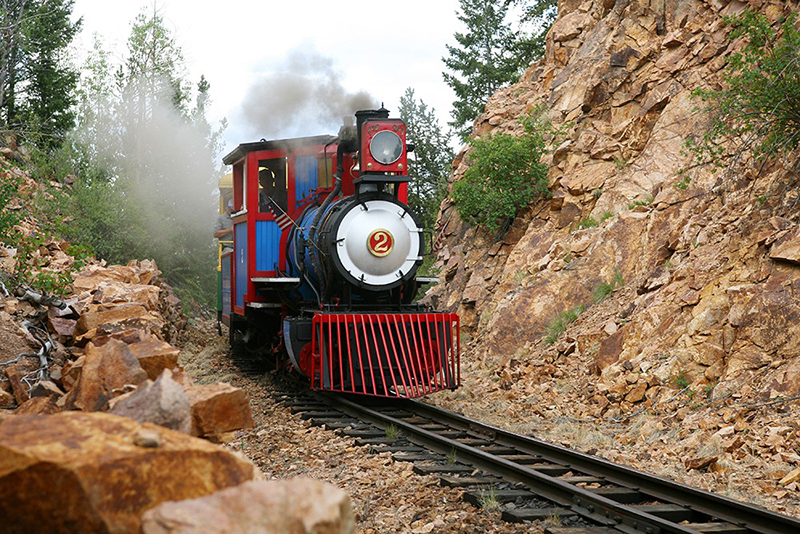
(238, 46), (377, 139)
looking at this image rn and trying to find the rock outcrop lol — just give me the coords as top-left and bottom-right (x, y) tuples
(428, 0), (800, 407)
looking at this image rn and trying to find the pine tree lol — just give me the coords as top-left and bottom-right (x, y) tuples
(442, 0), (556, 140)
(399, 88), (453, 229)
(0, 0), (81, 144)
(21, 0), (81, 144)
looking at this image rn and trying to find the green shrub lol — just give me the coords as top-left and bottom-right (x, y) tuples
(0, 168), (21, 242)
(688, 11), (800, 165)
(452, 110), (554, 233)
(600, 210), (614, 222)
(576, 216), (598, 229)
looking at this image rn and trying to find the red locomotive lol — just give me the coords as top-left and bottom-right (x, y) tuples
(217, 107), (459, 398)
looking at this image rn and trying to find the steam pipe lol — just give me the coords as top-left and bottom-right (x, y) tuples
(308, 140), (345, 299)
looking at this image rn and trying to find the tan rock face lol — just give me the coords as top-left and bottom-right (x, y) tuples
(141, 478), (355, 534)
(0, 412), (255, 534)
(428, 0), (800, 404)
(187, 383), (255, 437)
(65, 339), (148, 411)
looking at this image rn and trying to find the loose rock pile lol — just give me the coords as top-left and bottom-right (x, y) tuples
(0, 250), (354, 532)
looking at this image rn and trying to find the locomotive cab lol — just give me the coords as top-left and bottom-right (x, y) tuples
(219, 108), (459, 398)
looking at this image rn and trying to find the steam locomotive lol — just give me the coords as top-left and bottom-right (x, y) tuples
(217, 107), (459, 398)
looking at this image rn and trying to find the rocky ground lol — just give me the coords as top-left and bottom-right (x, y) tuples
(178, 322), (537, 534)
(430, 310), (800, 519)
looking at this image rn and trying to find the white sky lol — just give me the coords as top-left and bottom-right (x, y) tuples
(71, 0), (463, 157)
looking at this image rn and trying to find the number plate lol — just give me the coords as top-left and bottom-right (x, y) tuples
(367, 229), (394, 257)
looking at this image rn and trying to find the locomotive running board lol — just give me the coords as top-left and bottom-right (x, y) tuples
(311, 312), (460, 398)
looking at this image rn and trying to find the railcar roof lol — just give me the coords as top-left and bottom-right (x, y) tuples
(222, 134), (338, 165)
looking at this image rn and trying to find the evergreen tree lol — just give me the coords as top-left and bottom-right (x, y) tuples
(0, 0), (81, 144)
(399, 88), (453, 229)
(442, 0), (556, 140)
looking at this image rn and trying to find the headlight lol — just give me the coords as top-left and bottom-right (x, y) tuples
(369, 130), (403, 165)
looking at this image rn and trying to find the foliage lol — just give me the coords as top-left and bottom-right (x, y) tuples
(385, 424), (399, 439)
(442, 0), (556, 139)
(672, 370), (690, 389)
(0, 165), (20, 242)
(600, 210), (614, 222)
(544, 304), (586, 344)
(576, 216), (597, 229)
(477, 487), (500, 511)
(592, 269), (624, 304)
(452, 110), (553, 233)
(627, 194), (653, 210)
(0, 0), (81, 145)
(688, 11), (800, 167)
(399, 88), (453, 229)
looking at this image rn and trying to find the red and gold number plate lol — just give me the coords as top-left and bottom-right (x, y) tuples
(367, 229), (394, 257)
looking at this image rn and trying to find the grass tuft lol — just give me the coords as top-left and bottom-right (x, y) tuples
(544, 305), (586, 344)
(385, 424), (400, 440)
(478, 487), (500, 511)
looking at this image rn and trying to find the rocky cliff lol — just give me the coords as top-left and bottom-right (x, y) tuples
(428, 0), (800, 513)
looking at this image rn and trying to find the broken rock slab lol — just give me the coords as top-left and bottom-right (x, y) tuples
(0, 412), (255, 534)
(64, 339), (148, 412)
(769, 226), (800, 265)
(187, 382), (254, 438)
(128, 335), (181, 380)
(110, 369), (191, 434)
(14, 396), (61, 415)
(141, 478), (355, 534)
(0, 389), (13, 408)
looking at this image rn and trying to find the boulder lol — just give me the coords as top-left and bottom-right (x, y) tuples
(29, 380), (64, 400)
(141, 478), (354, 534)
(186, 383), (254, 437)
(61, 355), (85, 391)
(0, 389), (15, 408)
(65, 339), (148, 412)
(4, 367), (28, 405)
(75, 303), (164, 343)
(0, 412), (255, 534)
(129, 336), (181, 380)
(72, 261), (160, 292)
(14, 396), (61, 415)
(110, 369), (192, 434)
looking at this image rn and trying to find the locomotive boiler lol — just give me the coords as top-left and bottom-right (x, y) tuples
(217, 107), (459, 398)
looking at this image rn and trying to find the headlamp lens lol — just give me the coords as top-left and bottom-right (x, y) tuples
(369, 130), (403, 165)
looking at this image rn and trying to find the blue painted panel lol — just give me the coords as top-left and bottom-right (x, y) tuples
(235, 223), (247, 308)
(255, 220), (281, 272)
(295, 156), (318, 202)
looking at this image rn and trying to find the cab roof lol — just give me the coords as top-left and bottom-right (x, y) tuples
(222, 135), (338, 165)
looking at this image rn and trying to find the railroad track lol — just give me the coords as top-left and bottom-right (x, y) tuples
(282, 392), (800, 534)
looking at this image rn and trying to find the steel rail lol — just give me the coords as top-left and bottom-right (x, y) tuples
(317, 393), (800, 534)
(321, 393), (696, 534)
(402, 399), (800, 534)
